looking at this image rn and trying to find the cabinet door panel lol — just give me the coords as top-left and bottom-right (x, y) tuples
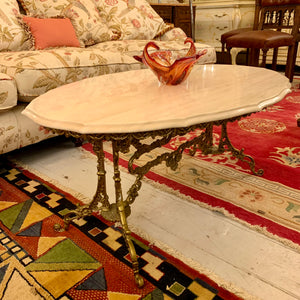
(195, 8), (234, 48)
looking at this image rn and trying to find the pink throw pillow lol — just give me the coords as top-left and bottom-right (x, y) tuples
(22, 16), (81, 50)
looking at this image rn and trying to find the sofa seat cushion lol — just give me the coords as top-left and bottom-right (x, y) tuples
(0, 103), (56, 154)
(0, 73), (18, 111)
(0, 46), (141, 101)
(0, 40), (216, 101)
(90, 39), (216, 63)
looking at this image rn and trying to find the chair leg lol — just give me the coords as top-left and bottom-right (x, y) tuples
(272, 48), (278, 70)
(248, 49), (260, 66)
(225, 46), (233, 64)
(261, 49), (268, 68)
(285, 42), (298, 82)
(246, 48), (249, 64)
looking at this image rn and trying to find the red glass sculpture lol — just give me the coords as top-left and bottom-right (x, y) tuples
(134, 38), (207, 85)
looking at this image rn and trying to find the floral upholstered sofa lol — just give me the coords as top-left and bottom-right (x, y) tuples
(0, 0), (216, 154)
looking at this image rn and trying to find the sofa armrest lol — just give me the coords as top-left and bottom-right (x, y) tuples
(0, 73), (18, 111)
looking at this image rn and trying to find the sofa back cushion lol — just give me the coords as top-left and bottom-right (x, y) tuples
(0, 0), (31, 51)
(63, 0), (121, 46)
(95, 0), (172, 40)
(18, 0), (72, 16)
(22, 16), (81, 49)
(18, 0), (121, 46)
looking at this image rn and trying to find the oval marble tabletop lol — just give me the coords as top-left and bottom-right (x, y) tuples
(22, 65), (291, 134)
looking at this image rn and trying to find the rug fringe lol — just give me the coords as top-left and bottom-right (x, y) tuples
(142, 177), (300, 253)
(8, 155), (92, 206)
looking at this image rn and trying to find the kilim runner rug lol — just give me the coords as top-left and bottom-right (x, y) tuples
(82, 82), (300, 249)
(0, 159), (240, 300)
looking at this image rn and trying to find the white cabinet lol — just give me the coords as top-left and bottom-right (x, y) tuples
(195, 7), (235, 47)
(194, 0), (254, 51)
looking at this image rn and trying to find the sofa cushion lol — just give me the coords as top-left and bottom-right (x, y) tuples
(22, 16), (81, 49)
(18, 0), (121, 46)
(0, 46), (139, 101)
(90, 39), (216, 64)
(0, 73), (18, 111)
(0, 40), (216, 102)
(0, 0), (31, 51)
(63, 0), (121, 46)
(95, 0), (172, 40)
(18, 0), (72, 16)
(154, 27), (188, 41)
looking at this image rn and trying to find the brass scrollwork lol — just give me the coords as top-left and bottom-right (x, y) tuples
(49, 114), (263, 287)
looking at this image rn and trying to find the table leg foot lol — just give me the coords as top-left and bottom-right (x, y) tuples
(219, 122), (264, 176)
(135, 273), (145, 288)
(53, 223), (66, 232)
(53, 204), (93, 232)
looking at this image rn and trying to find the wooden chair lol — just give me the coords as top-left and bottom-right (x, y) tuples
(221, 0), (300, 82)
(220, 0), (262, 62)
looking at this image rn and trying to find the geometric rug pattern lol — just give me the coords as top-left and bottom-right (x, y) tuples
(0, 160), (240, 299)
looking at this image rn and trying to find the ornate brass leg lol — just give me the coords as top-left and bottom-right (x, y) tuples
(91, 141), (110, 211)
(112, 141), (144, 288)
(219, 122), (264, 176)
(50, 120), (263, 285)
(54, 140), (111, 231)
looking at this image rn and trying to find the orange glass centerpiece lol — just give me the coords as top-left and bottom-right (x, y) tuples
(133, 38), (207, 85)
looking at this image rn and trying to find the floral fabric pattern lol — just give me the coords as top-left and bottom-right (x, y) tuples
(95, 0), (172, 40)
(0, 0), (31, 51)
(63, 0), (121, 46)
(20, 0), (173, 42)
(155, 27), (187, 41)
(0, 73), (17, 110)
(19, 0), (121, 46)
(0, 104), (55, 154)
(18, 0), (73, 16)
(0, 40), (216, 101)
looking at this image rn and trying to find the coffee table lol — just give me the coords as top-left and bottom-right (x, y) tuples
(22, 64), (291, 287)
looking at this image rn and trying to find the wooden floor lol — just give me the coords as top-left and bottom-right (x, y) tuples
(8, 136), (300, 300)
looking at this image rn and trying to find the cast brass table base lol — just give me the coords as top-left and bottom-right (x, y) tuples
(53, 117), (263, 288)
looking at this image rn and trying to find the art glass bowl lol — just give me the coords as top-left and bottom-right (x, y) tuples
(133, 38), (207, 85)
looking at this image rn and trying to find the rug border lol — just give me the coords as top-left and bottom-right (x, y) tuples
(8, 153), (261, 300)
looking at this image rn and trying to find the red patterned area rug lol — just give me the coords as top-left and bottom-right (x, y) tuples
(0, 160), (240, 299)
(82, 83), (300, 249)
